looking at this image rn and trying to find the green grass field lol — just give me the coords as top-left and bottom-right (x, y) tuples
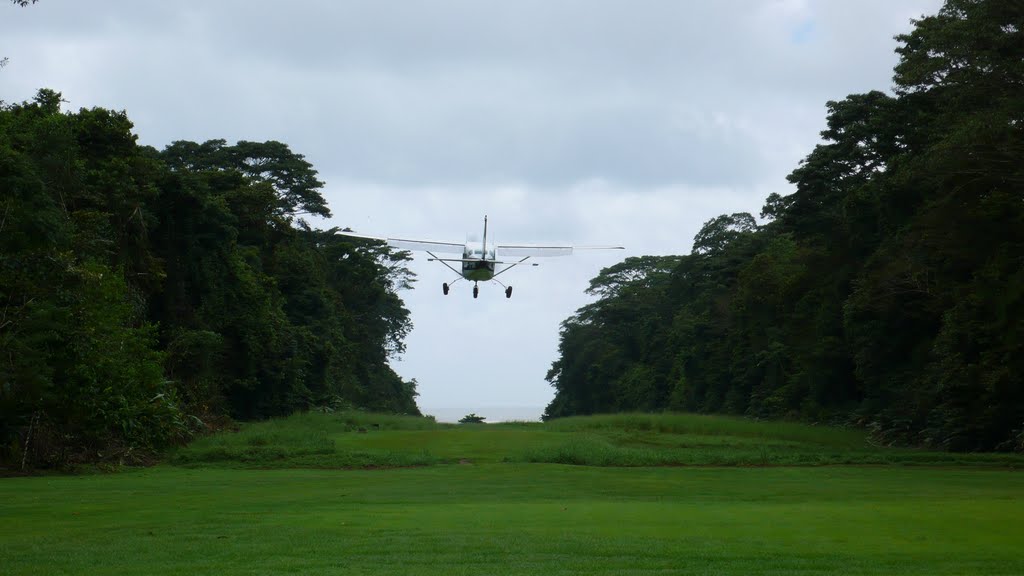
(3, 412), (1023, 575)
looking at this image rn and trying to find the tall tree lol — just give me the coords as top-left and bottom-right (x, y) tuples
(154, 139), (417, 419)
(1, 91), (185, 467)
(1, 92), (421, 469)
(544, 0), (1024, 451)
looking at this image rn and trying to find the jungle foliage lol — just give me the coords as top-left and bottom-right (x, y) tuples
(0, 90), (419, 468)
(545, 0), (1024, 451)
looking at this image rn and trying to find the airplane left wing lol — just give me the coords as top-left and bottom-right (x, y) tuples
(336, 229), (466, 254)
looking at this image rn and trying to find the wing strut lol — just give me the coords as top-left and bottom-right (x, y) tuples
(492, 256), (536, 279)
(426, 251), (464, 277)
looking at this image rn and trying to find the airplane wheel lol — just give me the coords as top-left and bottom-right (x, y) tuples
(443, 283), (450, 295)
(505, 286), (513, 299)
(473, 285), (479, 299)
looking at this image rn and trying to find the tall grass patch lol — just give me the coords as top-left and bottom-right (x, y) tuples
(171, 411), (443, 468)
(169, 410), (1024, 469)
(521, 414), (1024, 467)
(543, 413), (869, 448)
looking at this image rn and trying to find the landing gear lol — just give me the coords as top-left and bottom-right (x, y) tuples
(505, 286), (513, 299)
(472, 284), (479, 299)
(442, 282), (450, 295)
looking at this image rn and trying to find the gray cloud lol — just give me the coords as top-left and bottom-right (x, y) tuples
(4, 0), (940, 190)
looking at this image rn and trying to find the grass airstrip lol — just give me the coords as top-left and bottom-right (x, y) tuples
(3, 412), (1023, 575)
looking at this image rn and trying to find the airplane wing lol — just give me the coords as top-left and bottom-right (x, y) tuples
(495, 244), (624, 257)
(337, 229), (465, 254)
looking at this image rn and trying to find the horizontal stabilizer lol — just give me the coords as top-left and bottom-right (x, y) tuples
(575, 245), (626, 251)
(496, 244), (624, 257)
(427, 257), (509, 265)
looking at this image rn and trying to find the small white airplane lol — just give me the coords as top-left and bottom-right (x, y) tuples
(338, 216), (623, 298)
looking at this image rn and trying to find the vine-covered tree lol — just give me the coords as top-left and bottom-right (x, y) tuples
(1, 90), (187, 466)
(1, 90), (421, 469)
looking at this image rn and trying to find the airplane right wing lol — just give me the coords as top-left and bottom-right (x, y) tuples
(336, 229), (466, 254)
(496, 244), (624, 257)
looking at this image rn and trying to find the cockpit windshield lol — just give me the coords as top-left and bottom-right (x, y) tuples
(464, 244), (495, 260)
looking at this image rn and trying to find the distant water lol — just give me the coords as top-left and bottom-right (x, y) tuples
(422, 405), (544, 423)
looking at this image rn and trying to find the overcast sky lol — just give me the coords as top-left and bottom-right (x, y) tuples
(2, 0), (943, 421)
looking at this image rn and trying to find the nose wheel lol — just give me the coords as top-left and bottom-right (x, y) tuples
(473, 284), (479, 299)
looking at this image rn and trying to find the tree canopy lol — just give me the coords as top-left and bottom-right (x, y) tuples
(545, 0), (1024, 452)
(1, 90), (420, 468)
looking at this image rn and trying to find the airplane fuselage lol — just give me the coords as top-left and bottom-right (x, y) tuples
(461, 243), (496, 281)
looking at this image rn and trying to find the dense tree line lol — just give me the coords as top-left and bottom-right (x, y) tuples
(545, 0), (1023, 451)
(1, 90), (419, 468)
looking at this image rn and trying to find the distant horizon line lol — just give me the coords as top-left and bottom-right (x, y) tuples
(420, 405), (545, 423)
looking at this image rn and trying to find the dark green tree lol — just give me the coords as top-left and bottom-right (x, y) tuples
(544, 0), (1024, 451)
(153, 140), (417, 419)
(1, 91), (422, 469)
(1, 90), (186, 467)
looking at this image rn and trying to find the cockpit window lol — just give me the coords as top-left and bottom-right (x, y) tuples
(464, 247), (494, 259)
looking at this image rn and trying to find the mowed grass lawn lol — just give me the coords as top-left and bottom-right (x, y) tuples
(3, 413), (1023, 575)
